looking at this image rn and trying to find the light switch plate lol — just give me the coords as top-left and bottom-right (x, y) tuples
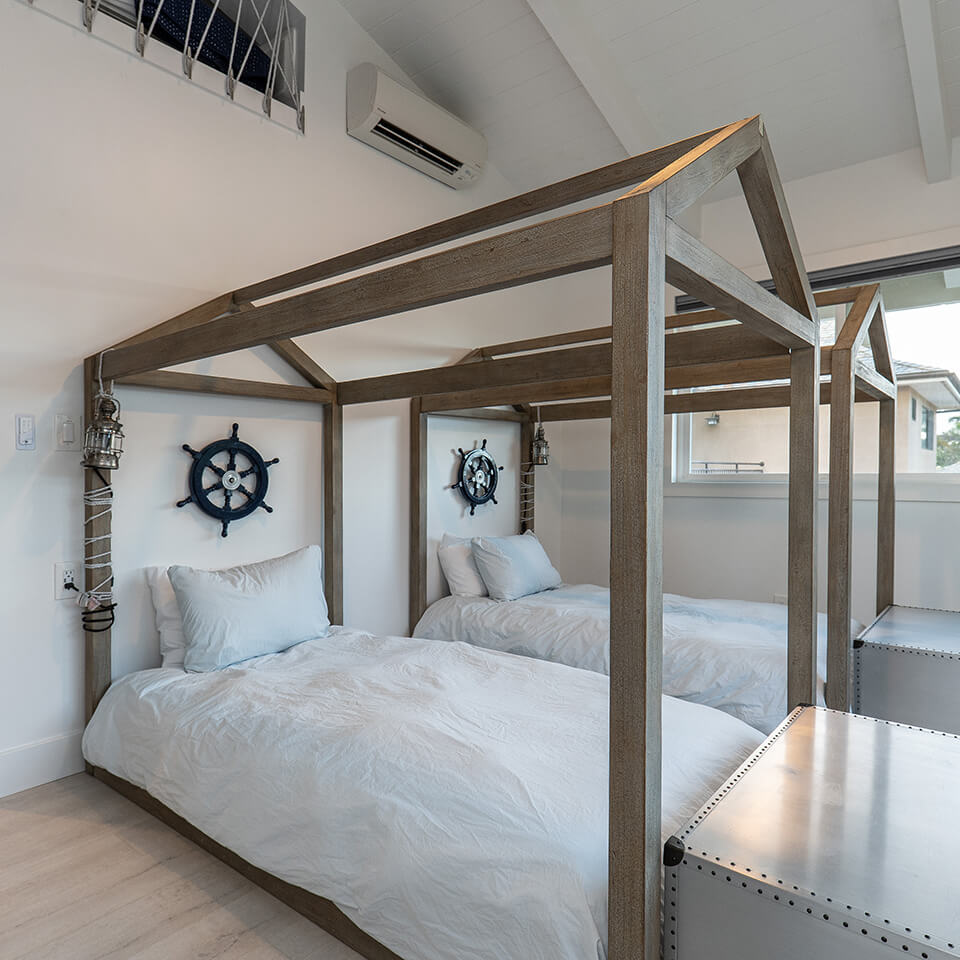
(55, 413), (81, 452)
(15, 414), (36, 450)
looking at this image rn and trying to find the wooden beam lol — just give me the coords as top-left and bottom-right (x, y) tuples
(111, 293), (237, 349)
(540, 400), (612, 421)
(117, 371), (334, 404)
(854, 363), (897, 400)
(269, 340), (337, 391)
(102, 206), (615, 381)
(520, 415), (535, 533)
(826, 345), (856, 711)
(340, 325), (787, 406)
(664, 219), (815, 348)
(608, 187), (664, 960)
(473, 325), (613, 359)
(409, 399), (427, 635)
(322, 401), (343, 625)
(877, 398), (897, 613)
(811, 284), (877, 308)
(625, 116), (762, 217)
(868, 299), (895, 382)
(231, 127), (726, 304)
(736, 127), (819, 325)
(833, 284), (880, 352)
(426, 408), (526, 422)
(421, 377), (613, 411)
(83, 357), (112, 724)
(899, 0), (953, 183)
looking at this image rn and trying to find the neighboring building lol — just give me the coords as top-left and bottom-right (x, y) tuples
(894, 361), (960, 472)
(686, 360), (960, 476)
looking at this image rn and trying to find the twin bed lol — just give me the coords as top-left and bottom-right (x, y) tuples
(415, 583), (860, 735)
(84, 623), (763, 960)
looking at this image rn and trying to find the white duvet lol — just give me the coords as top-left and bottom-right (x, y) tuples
(83, 628), (763, 960)
(415, 586), (856, 735)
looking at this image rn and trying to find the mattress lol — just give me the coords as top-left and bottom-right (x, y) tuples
(414, 586), (859, 735)
(83, 627), (763, 960)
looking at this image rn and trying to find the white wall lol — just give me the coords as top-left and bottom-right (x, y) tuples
(1, 0), (590, 797)
(540, 141), (960, 623)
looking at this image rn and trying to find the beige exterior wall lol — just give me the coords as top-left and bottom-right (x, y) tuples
(687, 385), (936, 475)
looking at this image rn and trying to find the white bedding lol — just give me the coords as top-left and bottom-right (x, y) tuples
(83, 628), (763, 960)
(415, 586), (856, 735)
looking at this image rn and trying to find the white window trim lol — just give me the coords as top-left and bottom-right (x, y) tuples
(666, 413), (960, 503)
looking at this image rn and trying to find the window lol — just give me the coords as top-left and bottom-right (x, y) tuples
(75, 0), (305, 129)
(674, 264), (960, 481)
(922, 406), (935, 450)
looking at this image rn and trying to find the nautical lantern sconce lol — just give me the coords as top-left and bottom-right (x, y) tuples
(531, 409), (550, 466)
(705, 412), (721, 427)
(83, 392), (125, 470)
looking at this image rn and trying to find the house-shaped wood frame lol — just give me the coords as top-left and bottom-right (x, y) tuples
(81, 115), (896, 960)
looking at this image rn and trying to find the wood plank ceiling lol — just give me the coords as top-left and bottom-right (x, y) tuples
(338, 0), (959, 193)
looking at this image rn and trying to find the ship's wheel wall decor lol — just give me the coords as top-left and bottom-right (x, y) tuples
(451, 439), (504, 516)
(177, 423), (279, 537)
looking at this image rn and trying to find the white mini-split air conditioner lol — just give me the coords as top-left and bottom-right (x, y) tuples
(346, 63), (487, 189)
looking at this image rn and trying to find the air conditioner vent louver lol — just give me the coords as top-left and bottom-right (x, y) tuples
(372, 119), (463, 175)
(347, 63), (486, 189)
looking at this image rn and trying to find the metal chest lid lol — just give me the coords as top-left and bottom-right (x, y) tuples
(679, 707), (960, 947)
(859, 605), (960, 654)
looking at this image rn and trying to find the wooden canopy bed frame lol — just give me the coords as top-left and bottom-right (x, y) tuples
(80, 116), (880, 960)
(409, 282), (896, 712)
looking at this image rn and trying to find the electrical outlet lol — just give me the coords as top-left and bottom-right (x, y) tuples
(55, 562), (80, 601)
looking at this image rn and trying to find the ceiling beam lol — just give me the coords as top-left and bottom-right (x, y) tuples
(524, 0), (663, 156)
(899, 0), (953, 182)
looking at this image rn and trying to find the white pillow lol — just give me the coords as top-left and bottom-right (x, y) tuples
(145, 566), (187, 668)
(169, 546), (330, 673)
(471, 531), (561, 601)
(437, 533), (488, 597)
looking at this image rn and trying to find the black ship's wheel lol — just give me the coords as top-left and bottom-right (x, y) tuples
(177, 423), (278, 537)
(452, 439), (504, 516)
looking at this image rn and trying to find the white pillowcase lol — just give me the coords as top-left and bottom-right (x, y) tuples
(145, 566), (187, 668)
(437, 533), (488, 597)
(168, 546), (330, 673)
(471, 531), (561, 601)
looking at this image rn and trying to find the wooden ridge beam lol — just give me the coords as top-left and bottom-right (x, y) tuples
(421, 377), (613, 411)
(340, 326), (788, 406)
(231, 127), (726, 305)
(117, 370), (334, 404)
(102, 205), (614, 381)
(624, 116), (762, 216)
(111, 293), (238, 349)
(664, 219), (815, 349)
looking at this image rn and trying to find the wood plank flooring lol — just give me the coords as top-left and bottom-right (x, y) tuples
(0, 775), (364, 960)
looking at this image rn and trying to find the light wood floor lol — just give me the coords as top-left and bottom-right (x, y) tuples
(0, 774), (364, 960)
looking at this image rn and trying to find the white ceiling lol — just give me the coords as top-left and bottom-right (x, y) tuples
(338, 0), (960, 195)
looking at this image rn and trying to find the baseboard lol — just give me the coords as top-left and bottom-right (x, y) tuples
(0, 730), (85, 799)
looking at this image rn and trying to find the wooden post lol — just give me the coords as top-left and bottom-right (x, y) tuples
(877, 398), (896, 613)
(788, 345), (820, 709)
(83, 356), (112, 724)
(409, 399), (427, 635)
(520, 415), (535, 532)
(609, 186), (665, 960)
(322, 400), (343, 625)
(826, 347), (855, 709)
